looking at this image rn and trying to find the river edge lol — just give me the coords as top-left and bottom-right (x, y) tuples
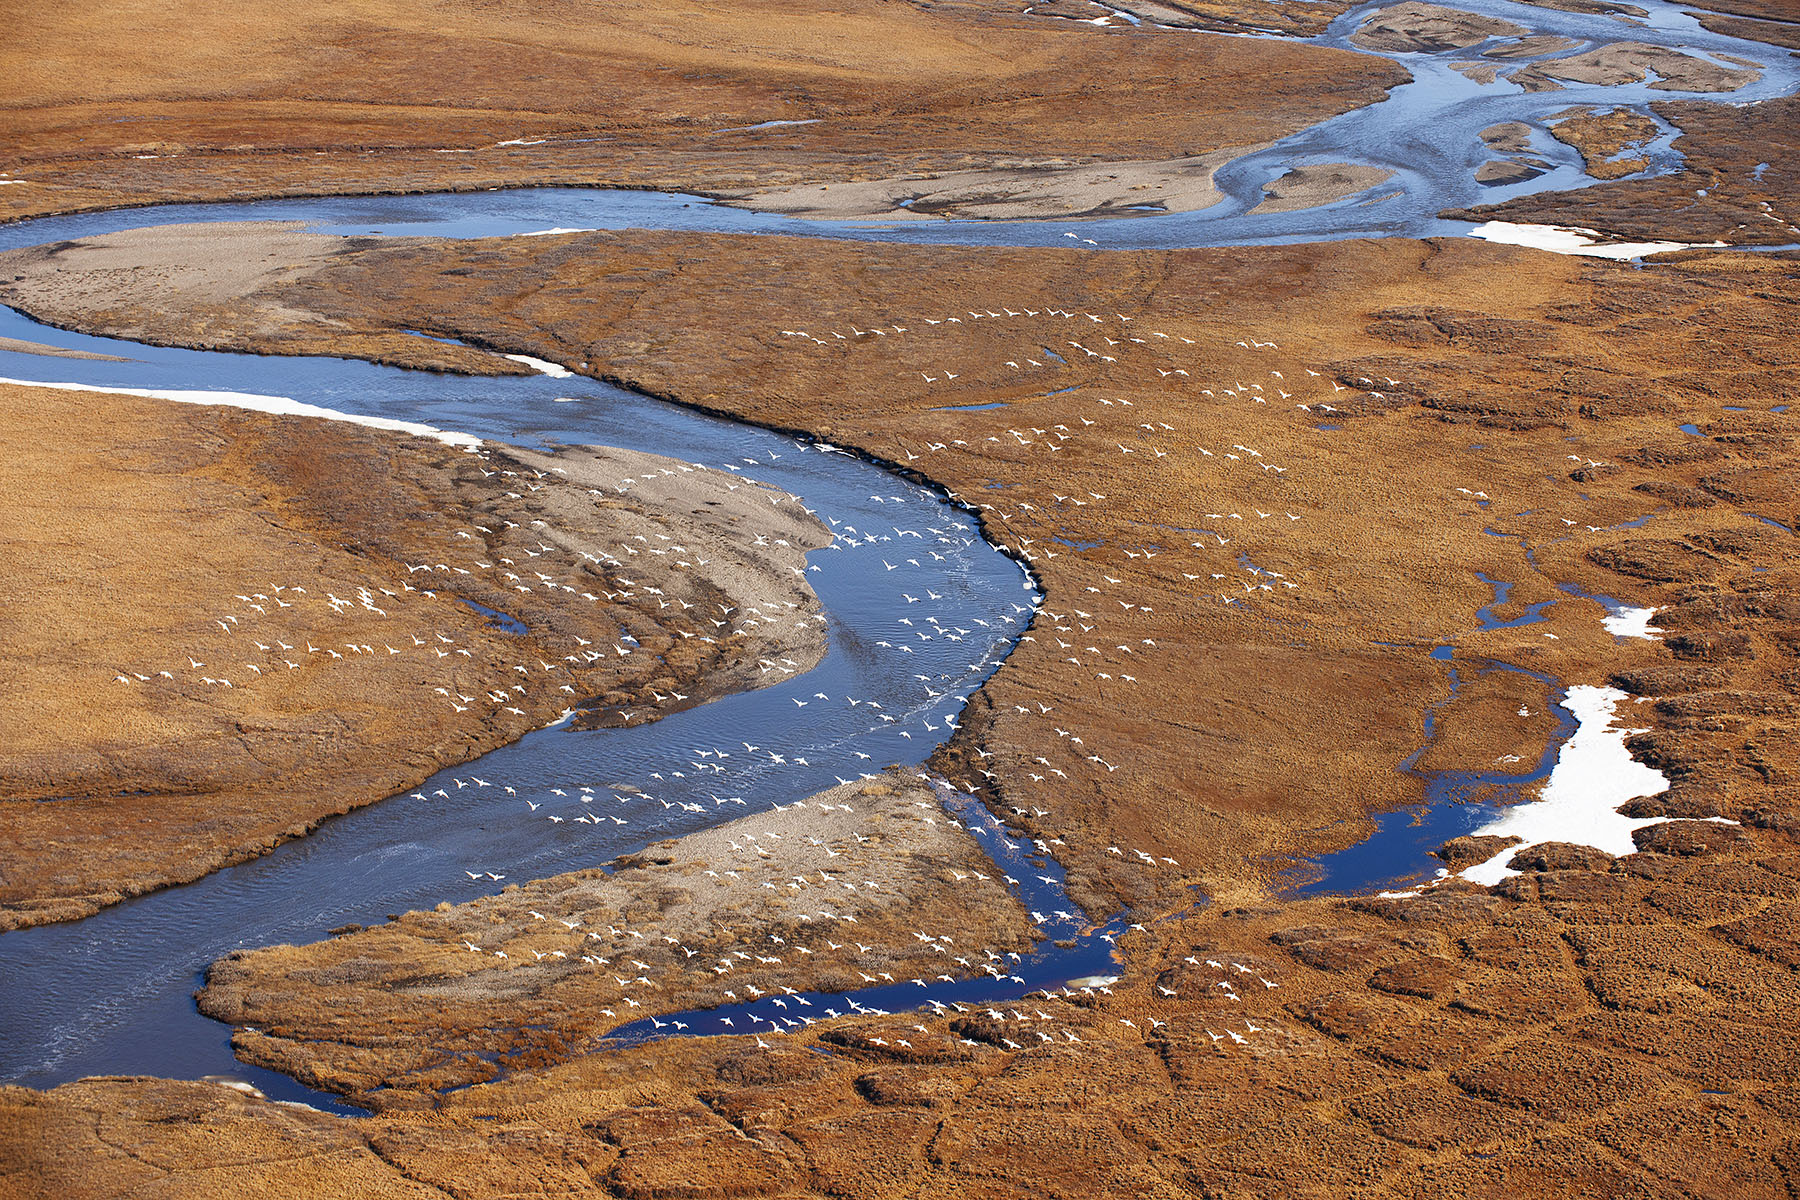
(3, 214), (1797, 1200)
(0, 379), (836, 930)
(0, 89), (1792, 1187)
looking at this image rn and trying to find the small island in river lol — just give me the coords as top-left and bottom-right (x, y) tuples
(3, 0), (1800, 1197)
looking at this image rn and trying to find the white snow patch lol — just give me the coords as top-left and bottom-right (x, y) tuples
(1469, 221), (1727, 260)
(713, 118), (823, 134)
(0, 378), (482, 450)
(206, 1078), (266, 1096)
(1603, 605), (1660, 639)
(517, 227), (597, 237)
(502, 354), (574, 378)
(1462, 684), (1676, 885)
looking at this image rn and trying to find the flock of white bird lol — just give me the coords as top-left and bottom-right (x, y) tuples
(107, 321), (1336, 1054)
(108, 449), (835, 730)
(776, 304), (1344, 613)
(435, 770), (1283, 1053)
(770, 306), (1351, 863)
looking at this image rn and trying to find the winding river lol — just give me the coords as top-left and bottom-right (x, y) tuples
(1, 0), (1794, 1109)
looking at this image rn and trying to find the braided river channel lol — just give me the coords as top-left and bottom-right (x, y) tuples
(1, 0), (1795, 1110)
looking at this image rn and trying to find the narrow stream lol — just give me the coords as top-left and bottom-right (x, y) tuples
(1295, 650), (1577, 895)
(0, 306), (1040, 1107)
(2, 0), (1795, 254)
(1, 0), (1794, 1104)
(1296, 568), (1665, 895)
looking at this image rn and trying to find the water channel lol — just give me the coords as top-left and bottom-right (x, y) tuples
(1, 0), (1793, 1106)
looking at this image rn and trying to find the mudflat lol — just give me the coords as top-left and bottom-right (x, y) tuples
(0, 383), (829, 928)
(1349, 2), (1525, 52)
(5, 0), (1800, 1192)
(1546, 107), (1664, 179)
(0, 336), (126, 361)
(31, 218), (1800, 1200)
(7, 225), (1800, 1193)
(1250, 163), (1397, 213)
(0, 0), (1404, 225)
(720, 152), (1246, 222)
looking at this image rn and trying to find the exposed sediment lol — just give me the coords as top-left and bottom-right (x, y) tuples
(1034, 0), (1362, 38)
(1251, 163), (1397, 213)
(0, 0), (1406, 226)
(0, 382), (829, 928)
(720, 152), (1245, 222)
(0, 223), (521, 375)
(13, 222), (1798, 925)
(1349, 2), (1525, 52)
(197, 772), (1042, 1108)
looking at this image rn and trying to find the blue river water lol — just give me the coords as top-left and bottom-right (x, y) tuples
(1, 0), (1795, 255)
(1, 0), (1795, 1106)
(1294, 651), (1577, 896)
(0, 301), (1044, 1109)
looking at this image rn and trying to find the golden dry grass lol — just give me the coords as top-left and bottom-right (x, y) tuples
(0, 382), (828, 926)
(0, 0), (1405, 222)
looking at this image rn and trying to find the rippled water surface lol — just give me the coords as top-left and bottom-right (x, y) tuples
(2, 0), (1795, 1102)
(0, 305), (1039, 1105)
(4, 0), (1797, 253)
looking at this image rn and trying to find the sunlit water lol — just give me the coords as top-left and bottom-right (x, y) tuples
(1, 0), (1795, 1102)
(0, 306), (1040, 1106)
(3, 0), (1796, 253)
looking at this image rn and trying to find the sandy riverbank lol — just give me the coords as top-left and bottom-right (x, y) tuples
(0, 383), (829, 928)
(720, 151), (1244, 221)
(9, 802), (1793, 1198)
(1350, 2), (1525, 52)
(1547, 106), (1663, 179)
(1250, 163), (1397, 213)
(0, 335), (127, 361)
(1036, 0), (1361, 37)
(1447, 93), (1800, 244)
(1511, 40), (1762, 92)
(0, 0), (1405, 227)
(3, 30), (1800, 1177)
(198, 772), (1043, 1108)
